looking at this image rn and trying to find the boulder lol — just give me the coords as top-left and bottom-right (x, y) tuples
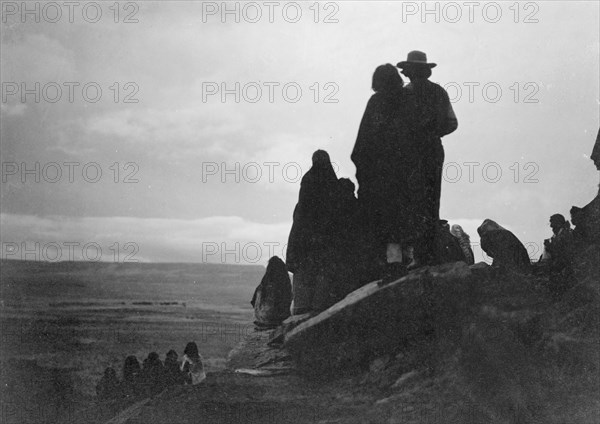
(284, 262), (474, 375)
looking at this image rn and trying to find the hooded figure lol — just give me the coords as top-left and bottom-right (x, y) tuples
(352, 64), (431, 282)
(121, 356), (141, 398)
(164, 350), (183, 386)
(286, 150), (343, 314)
(96, 367), (120, 400)
(140, 352), (165, 396)
(251, 256), (292, 328)
(571, 198), (600, 243)
(450, 224), (475, 265)
(477, 219), (530, 272)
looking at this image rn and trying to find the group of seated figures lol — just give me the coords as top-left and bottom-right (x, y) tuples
(96, 342), (205, 401)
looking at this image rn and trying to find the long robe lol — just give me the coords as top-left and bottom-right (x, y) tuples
(285, 161), (339, 274)
(351, 90), (429, 244)
(405, 79), (458, 263)
(251, 256), (292, 327)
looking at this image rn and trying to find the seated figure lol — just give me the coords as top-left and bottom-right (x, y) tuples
(543, 214), (574, 269)
(96, 367), (120, 401)
(144, 352), (165, 396)
(477, 219), (531, 272)
(251, 256), (292, 329)
(164, 350), (184, 386)
(180, 342), (206, 385)
(450, 224), (475, 265)
(436, 220), (467, 264)
(121, 356), (141, 399)
(571, 193), (600, 246)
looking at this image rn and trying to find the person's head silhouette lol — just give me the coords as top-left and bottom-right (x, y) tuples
(372, 64), (404, 93)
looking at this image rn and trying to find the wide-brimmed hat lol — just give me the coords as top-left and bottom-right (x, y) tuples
(397, 50), (437, 68)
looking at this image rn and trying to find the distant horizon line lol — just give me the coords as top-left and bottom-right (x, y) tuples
(0, 258), (266, 267)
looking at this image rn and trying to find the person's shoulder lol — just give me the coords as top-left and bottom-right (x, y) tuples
(367, 92), (384, 105)
(426, 80), (451, 96)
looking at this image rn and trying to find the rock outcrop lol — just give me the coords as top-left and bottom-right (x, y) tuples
(284, 262), (474, 374)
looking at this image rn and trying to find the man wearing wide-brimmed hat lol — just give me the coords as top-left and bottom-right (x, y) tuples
(397, 50), (458, 267)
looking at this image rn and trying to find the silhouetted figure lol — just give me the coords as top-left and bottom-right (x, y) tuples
(286, 150), (341, 314)
(329, 178), (362, 299)
(591, 128), (600, 171)
(352, 64), (429, 284)
(181, 342), (206, 385)
(121, 356), (141, 398)
(543, 214), (575, 298)
(436, 220), (467, 264)
(544, 214), (573, 267)
(450, 224), (475, 265)
(397, 51), (458, 267)
(571, 197), (600, 246)
(164, 350), (183, 386)
(139, 352), (165, 396)
(477, 219), (530, 272)
(96, 367), (120, 401)
(251, 256), (292, 329)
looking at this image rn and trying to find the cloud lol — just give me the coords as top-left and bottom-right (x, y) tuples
(83, 102), (251, 159)
(0, 103), (27, 117)
(1, 33), (76, 82)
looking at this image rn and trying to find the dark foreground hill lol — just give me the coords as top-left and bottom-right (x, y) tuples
(99, 245), (599, 424)
(0, 259), (265, 424)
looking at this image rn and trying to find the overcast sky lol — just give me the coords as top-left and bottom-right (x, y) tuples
(1, 1), (599, 264)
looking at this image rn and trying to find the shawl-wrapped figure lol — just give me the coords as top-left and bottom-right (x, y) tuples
(251, 256), (292, 328)
(96, 367), (120, 400)
(286, 150), (359, 313)
(286, 150), (340, 314)
(477, 219), (531, 272)
(351, 64), (430, 267)
(164, 350), (184, 386)
(121, 355), (141, 398)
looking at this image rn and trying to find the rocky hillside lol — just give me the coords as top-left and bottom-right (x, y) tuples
(101, 245), (599, 424)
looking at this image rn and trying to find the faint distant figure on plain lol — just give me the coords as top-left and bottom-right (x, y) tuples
(181, 342), (206, 385)
(450, 224), (475, 265)
(397, 51), (458, 267)
(121, 355), (141, 398)
(251, 256), (292, 329)
(286, 150), (340, 314)
(96, 367), (120, 401)
(477, 219), (530, 272)
(164, 349), (184, 386)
